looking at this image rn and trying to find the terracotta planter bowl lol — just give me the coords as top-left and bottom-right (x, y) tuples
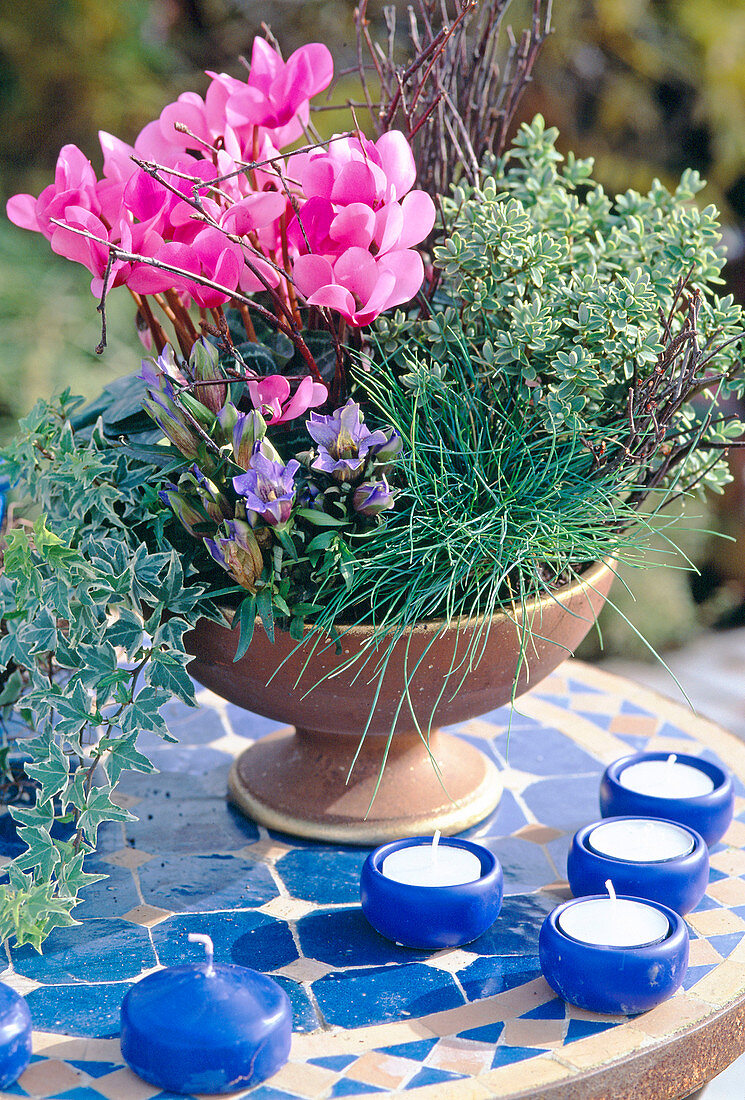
(185, 559), (615, 843)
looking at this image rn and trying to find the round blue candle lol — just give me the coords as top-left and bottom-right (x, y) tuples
(0, 984), (32, 1088)
(568, 817), (709, 914)
(600, 752), (734, 846)
(539, 891), (689, 1014)
(120, 934), (291, 1094)
(360, 836), (503, 949)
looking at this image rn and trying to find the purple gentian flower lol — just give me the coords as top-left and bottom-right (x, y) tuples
(233, 453), (300, 529)
(306, 399), (400, 483)
(352, 477), (395, 517)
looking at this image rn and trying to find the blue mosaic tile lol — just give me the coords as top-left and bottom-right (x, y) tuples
(565, 1019), (616, 1043)
(619, 700), (656, 717)
(682, 964), (718, 991)
(458, 954), (540, 1001)
(246, 1088), (300, 1100)
(574, 712), (617, 730)
(708, 866), (728, 883)
(25, 981), (133, 1038)
(138, 853), (277, 912)
(330, 1081), (385, 1096)
(567, 679), (605, 695)
(469, 893), (556, 956)
(312, 964), (464, 1029)
(276, 847), (367, 905)
(495, 726), (602, 777)
(143, 744), (233, 775)
(66, 1062), (122, 1079)
(221, 705), (286, 740)
(656, 722), (694, 742)
(460, 790), (528, 840)
(531, 693), (572, 708)
(308, 1055), (359, 1071)
(375, 1038), (439, 1060)
(546, 833), (572, 875)
(692, 893), (722, 912)
(14, 920), (154, 984)
(522, 775), (601, 831)
(614, 734), (652, 750)
(404, 1067), (465, 1089)
(491, 1045), (547, 1069)
(482, 837), (556, 896)
(71, 864), (140, 920)
(48, 1090), (108, 1100)
(297, 908), (428, 968)
(521, 998), (566, 1020)
(270, 975), (320, 1033)
(120, 772), (259, 852)
(152, 911), (298, 973)
(458, 1021), (505, 1044)
(708, 932), (745, 957)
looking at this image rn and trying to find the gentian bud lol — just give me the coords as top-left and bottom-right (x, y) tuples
(233, 411), (267, 469)
(352, 477), (395, 517)
(204, 519), (265, 591)
(190, 337), (227, 414)
(158, 486), (210, 537)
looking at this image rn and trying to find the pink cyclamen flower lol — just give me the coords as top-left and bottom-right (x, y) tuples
(225, 38), (333, 149)
(293, 247), (426, 327)
(288, 129), (436, 326)
(7, 143), (100, 240)
(248, 374), (327, 424)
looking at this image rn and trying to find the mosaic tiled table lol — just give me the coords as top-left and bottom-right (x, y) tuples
(3, 660), (745, 1100)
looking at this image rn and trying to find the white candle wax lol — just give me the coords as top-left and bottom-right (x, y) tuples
(619, 756), (714, 799)
(558, 897), (670, 947)
(381, 834), (482, 887)
(588, 818), (694, 863)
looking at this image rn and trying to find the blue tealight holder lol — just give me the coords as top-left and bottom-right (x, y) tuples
(360, 837), (503, 949)
(539, 896), (689, 1015)
(0, 983), (32, 1088)
(120, 934), (291, 1094)
(600, 752), (734, 846)
(567, 817), (709, 915)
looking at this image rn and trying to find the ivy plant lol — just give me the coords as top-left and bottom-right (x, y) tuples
(0, 394), (202, 949)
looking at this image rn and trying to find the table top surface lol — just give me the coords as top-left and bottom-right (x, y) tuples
(4, 659), (745, 1100)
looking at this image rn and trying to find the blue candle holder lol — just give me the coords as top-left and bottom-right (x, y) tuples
(0, 984), (32, 1089)
(600, 753), (734, 846)
(360, 837), (503, 949)
(539, 897), (689, 1014)
(567, 817), (709, 915)
(120, 935), (291, 1094)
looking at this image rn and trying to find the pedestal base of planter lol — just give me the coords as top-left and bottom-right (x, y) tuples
(227, 727), (501, 844)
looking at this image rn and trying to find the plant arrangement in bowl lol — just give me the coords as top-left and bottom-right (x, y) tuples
(1, 0), (744, 948)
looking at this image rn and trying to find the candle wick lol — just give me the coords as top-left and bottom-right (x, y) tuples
(431, 830), (441, 864)
(188, 932), (215, 975)
(605, 878), (617, 904)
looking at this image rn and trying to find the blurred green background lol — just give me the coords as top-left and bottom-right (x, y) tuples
(3, 0), (745, 656)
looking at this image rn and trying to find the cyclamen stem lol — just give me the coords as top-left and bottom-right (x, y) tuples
(49, 219), (325, 385)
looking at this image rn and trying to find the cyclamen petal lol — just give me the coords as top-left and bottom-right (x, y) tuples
(375, 131), (417, 199)
(6, 193), (39, 232)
